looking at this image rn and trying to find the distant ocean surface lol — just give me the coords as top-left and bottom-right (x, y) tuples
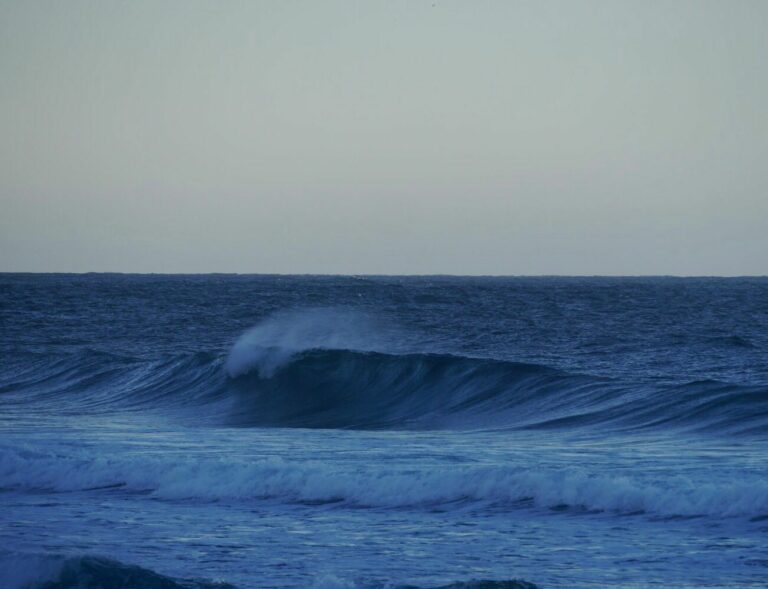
(1, 274), (767, 589)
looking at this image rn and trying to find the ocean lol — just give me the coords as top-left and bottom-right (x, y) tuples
(1, 274), (767, 588)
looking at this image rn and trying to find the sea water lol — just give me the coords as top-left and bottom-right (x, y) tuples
(1, 274), (767, 588)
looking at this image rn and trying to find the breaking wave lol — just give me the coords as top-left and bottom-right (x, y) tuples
(1, 309), (766, 435)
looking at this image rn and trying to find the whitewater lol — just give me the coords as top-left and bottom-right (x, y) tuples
(1, 274), (767, 588)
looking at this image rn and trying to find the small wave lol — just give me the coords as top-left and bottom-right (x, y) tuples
(701, 335), (758, 349)
(3, 448), (767, 519)
(0, 553), (234, 589)
(0, 552), (539, 589)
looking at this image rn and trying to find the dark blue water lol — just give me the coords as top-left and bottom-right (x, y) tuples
(1, 274), (767, 588)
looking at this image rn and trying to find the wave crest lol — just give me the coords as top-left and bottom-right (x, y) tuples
(225, 308), (390, 378)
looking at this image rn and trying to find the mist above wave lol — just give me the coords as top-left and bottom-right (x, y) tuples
(225, 308), (397, 378)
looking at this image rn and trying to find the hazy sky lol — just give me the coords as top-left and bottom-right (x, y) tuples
(1, 0), (766, 274)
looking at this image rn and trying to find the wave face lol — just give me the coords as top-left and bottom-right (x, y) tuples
(226, 346), (768, 434)
(228, 349), (576, 429)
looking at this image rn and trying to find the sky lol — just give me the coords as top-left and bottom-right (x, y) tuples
(1, 0), (766, 275)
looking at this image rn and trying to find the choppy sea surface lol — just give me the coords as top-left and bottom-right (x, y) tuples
(1, 274), (767, 589)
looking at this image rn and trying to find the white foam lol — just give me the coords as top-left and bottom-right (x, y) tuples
(2, 447), (767, 519)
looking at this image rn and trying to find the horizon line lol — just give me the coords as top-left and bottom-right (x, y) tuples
(2, 272), (767, 279)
